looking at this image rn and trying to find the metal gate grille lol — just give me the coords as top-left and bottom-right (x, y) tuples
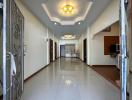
(2, 0), (24, 100)
(10, 0), (24, 100)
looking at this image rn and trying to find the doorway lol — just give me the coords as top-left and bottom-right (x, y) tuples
(83, 39), (87, 63)
(55, 42), (57, 60)
(60, 45), (65, 57)
(49, 39), (53, 62)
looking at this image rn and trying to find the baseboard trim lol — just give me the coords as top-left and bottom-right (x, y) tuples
(91, 65), (116, 67)
(24, 64), (50, 82)
(53, 57), (59, 62)
(60, 56), (79, 58)
(78, 58), (84, 62)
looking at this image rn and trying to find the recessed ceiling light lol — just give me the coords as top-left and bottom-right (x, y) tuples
(78, 22), (81, 25)
(54, 22), (57, 25)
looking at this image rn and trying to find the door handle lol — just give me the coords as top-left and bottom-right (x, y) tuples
(8, 52), (17, 76)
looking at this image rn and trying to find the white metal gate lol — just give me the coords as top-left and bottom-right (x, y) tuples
(2, 0), (24, 100)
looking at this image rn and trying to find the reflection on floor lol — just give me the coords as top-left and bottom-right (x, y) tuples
(91, 65), (120, 88)
(21, 58), (120, 100)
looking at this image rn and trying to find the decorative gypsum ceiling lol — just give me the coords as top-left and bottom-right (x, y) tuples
(21, 0), (111, 39)
(42, 0), (93, 25)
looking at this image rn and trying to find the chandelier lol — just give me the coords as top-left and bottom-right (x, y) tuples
(62, 4), (74, 14)
(58, 0), (77, 17)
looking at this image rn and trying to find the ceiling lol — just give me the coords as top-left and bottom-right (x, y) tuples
(42, 0), (93, 25)
(21, 0), (111, 39)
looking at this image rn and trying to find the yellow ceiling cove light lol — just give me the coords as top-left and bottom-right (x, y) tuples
(58, 0), (78, 17)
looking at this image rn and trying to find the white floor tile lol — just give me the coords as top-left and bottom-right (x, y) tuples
(21, 58), (120, 100)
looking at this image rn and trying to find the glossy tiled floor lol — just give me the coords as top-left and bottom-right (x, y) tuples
(21, 58), (120, 100)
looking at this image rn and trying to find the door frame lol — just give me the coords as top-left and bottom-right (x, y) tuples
(60, 45), (65, 57)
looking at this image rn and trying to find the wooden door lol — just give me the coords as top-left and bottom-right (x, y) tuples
(49, 39), (53, 62)
(55, 42), (57, 59)
(83, 39), (87, 63)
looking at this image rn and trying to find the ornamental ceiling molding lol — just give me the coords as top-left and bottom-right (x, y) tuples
(42, 1), (93, 25)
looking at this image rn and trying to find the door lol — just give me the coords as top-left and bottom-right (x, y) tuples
(83, 39), (87, 63)
(55, 42), (57, 59)
(60, 45), (65, 57)
(49, 39), (53, 62)
(10, 0), (24, 100)
(2, 0), (24, 100)
(2, 0), (12, 99)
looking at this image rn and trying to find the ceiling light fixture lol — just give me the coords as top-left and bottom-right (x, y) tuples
(62, 4), (74, 14)
(78, 22), (81, 25)
(58, 0), (77, 17)
(61, 34), (76, 40)
(54, 22), (57, 25)
(62, 0), (74, 15)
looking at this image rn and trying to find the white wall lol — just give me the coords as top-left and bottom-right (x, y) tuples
(78, 32), (87, 60)
(54, 37), (59, 58)
(90, 22), (119, 65)
(47, 30), (59, 62)
(79, 0), (120, 66)
(78, 37), (83, 60)
(15, 0), (58, 79)
(90, 0), (119, 37)
(78, 28), (91, 65)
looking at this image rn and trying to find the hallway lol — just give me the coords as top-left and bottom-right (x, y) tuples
(0, 0), (131, 99)
(20, 58), (120, 100)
